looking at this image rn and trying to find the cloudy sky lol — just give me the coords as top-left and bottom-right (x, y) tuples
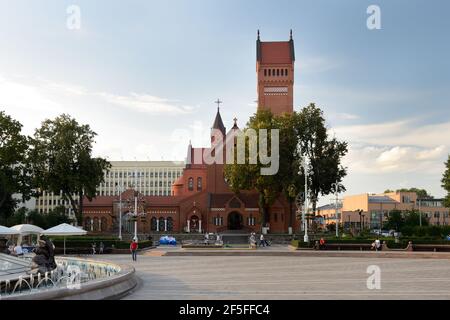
(1, 0), (449, 202)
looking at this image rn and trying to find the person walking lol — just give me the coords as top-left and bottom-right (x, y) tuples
(319, 238), (326, 250)
(99, 242), (104, 254)
(92, 243), (96, 255)
(130, 239), (138, 261)
(374, 238), (381, 251)
(259, 234), (266, 247)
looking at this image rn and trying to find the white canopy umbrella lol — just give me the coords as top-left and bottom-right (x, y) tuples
(42, 223), (87, 255)
(0, 225), (19, 235)
(11, 224), (44, 245)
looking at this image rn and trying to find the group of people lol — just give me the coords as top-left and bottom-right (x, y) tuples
(204, 232), (222, 245)
(2, 239), (37, 256)
(249, 233), (271, 247)
(371, 238), (382, 251)
(3, 241), (25, 256)
(91, 242), (105, 255)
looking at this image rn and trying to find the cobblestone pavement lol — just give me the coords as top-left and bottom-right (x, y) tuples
(92, 252), (450, 300)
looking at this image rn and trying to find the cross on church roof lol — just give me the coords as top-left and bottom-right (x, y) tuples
(214, 99), (223, 110)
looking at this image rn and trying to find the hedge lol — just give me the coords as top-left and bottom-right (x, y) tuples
(290, 238), (450, 248)
(51, 239), (153, 250)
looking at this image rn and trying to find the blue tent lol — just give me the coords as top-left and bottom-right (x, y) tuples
(159, 235), (176, 245)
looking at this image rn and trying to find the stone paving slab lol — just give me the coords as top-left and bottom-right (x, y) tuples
(91, 253), (450, 300)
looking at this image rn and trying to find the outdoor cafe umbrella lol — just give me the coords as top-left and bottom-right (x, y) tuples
(0, 225), (19, 236)
(42, 223), (87, 255)
(10, 224), (44, 245)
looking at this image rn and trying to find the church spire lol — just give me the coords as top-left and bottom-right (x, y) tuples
(212, 99), (226, 136)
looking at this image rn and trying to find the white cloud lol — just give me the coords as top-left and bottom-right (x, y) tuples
(97, 92), (195, 115)
(296, 56), (342, 74)
(336, 113), (360, 120)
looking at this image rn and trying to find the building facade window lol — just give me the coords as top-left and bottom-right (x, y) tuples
(197, 177), (202, 191)
(213, 216), (223, 226)
(188, 177), (194, 191)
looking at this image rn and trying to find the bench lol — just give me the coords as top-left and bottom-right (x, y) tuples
(314, 243), (374, 251)
(412, 244), (450, 252)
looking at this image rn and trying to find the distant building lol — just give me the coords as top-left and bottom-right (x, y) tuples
(34, 161), (185, 218)
(317, 191), (450, 231)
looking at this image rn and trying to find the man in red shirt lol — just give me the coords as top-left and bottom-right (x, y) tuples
(130, 239), (138, 261)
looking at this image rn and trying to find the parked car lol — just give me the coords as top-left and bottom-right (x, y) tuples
(371, 229), (394, 237)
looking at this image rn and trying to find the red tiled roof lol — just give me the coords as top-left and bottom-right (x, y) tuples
(208, 193), (260, 208)
(172, 176), (184, 186)
(83, 196), (115, 207)
(260, 42), (292, 64)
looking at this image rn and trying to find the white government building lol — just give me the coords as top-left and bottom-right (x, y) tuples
(34, 161), (185, 216)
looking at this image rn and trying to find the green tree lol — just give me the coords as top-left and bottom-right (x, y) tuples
(297, 104), (348, 216)
(383, 210), (404, 231)
(275, 112), (304, 230)
(224, 110), (282, 227)
(0, 111), (33, 224)
(442, 155), (450, 208)
(404, 210), (429, 227)
(29, 114), (110, 225)
(396, 188), (433, 199)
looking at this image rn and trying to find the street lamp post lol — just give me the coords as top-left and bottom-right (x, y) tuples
(331, 181), (343, 238)
(134, 192), (138, 240)
(418, 199), (422, 227)
(116, 183), (123, 241)
(125, 190), (145, 242)
(296, 143), (310, 243)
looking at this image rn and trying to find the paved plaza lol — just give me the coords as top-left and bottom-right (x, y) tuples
(92, 248), (450, 300)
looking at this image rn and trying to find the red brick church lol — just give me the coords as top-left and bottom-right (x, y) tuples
(83, 31), (300, 235)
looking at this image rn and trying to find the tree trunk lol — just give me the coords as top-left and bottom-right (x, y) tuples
(67, 193), (80, 225)
(78, 190), (84, 227)
(288, 199), (293, 229)
(258, 193), (267, 229)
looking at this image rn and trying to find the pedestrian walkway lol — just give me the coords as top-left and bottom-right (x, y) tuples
(91, 253), (450, 300)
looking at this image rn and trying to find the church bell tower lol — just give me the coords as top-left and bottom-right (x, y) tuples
(256, 30), (295, 115)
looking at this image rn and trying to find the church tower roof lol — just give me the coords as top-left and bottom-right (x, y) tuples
(256, 29), (295, 64)
(212, 105), (226, 136)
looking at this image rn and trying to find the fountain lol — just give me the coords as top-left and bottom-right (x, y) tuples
(0, 253), (136, 300)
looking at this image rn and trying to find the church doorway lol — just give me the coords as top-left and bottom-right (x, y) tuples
(190, 215), (200, 233)
(227, 211), (243, 230)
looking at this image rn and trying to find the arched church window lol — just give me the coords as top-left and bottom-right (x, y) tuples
(188, 177), (194, 191)
(101, 217), (107, 232)
(285, 69), (288, 76)
(264, 69), (267, 76)
(93, 217), (99, 232)
(150, 217), (157, 231)
(159, 218), (165, 231)
(167, 217), (174, 231)
(277, 69), (280, 76)
(268, 69), (271, 76)
(197, 177), (202, 191)
(84, 217), (91, 230)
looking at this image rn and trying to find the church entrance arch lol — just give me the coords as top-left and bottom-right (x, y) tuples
(227, 211), (243, 230)
(190, 215), (200, 233)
